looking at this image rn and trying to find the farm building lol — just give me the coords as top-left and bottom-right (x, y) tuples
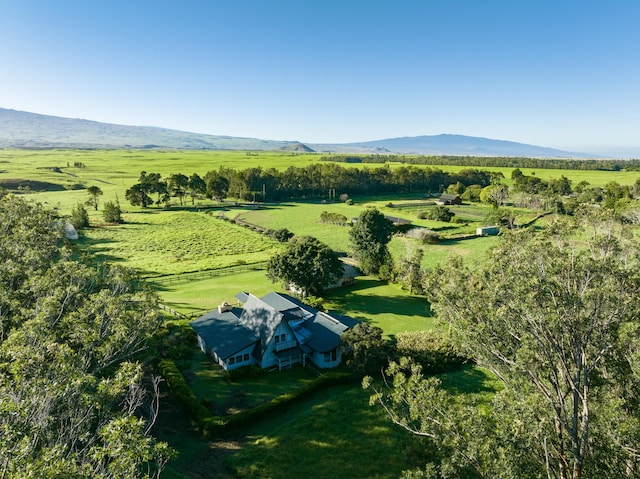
(476, 226), (500, 236)
(190, 292), (358, 371)
(436, 194), (462, 205)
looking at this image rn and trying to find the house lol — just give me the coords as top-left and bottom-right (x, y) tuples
(190, 292), (358, 371)
(436, 194), (462, 205)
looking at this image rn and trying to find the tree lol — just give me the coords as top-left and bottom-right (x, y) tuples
(349, 208), (394, 275)
(340, 322), (392, 375)
(103, 198), (123, 223)
(396, 247), (424, 294)
(371, 223), (640, 479)
(86, 185), (104, 211)
(479, 184), (508, 207)
(204, 170), (230, 200)
(188, 173), (207, 205)
(267, 236), (344, 297)
(427, 205), (454, 223)
(70, 201), (90, 229)
(0, 194), (173, 476)
(168, 173), (189, 206)
(125, 183), (153, 207)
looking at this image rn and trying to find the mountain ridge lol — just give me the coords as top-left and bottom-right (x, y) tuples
(0, 107), (597, 158)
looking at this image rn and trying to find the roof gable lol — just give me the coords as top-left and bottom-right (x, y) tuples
(190, 308), (258, 359)
(239, 294), (284, 356)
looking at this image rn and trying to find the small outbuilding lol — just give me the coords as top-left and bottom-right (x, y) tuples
(436, 194), (462, 205)
(476, 226), (500, 236)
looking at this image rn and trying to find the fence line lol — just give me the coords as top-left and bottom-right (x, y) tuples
(147, 261), (268, 286)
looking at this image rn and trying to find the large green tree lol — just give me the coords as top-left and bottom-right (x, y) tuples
(267, 236), (344, 297)
(369, 221), (640, 479)
(0, 194), (172, 477)
(349, 208), (394, 275)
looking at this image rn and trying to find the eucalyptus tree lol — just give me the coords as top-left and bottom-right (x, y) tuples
(368, 220), (640, 479)
(0, 193), (172, 477)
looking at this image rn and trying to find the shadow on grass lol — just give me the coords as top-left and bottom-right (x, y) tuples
(326, 279), (431, 321)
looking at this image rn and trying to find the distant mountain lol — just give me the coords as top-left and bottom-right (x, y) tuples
(313, 134), (595, 158)
(0, 107), (596, 157)
(0, 108), (301, 150)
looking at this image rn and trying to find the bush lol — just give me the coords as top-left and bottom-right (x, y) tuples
(395, 330), (468, 374)
(103, 199), (123, 224)
(406, 228), (440, 244)
(158, 360), (211, 423)
(427, 205), (454, 222)
(70, 202), (89, 229)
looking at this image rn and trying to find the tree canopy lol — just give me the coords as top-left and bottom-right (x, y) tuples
(266, 235), (344, 297)
(369, 221), (640, 479)
(0, 193), (172, 477)
(349, 208), (394, 275)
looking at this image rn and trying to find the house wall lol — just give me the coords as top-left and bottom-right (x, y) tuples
(310, 347), (342, 369)
(224, 343), (258, 371)
(260, 321), (295, 368)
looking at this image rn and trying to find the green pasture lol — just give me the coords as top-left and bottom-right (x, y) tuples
(156, 269), (276, 316)
(80, 210), (282, 277)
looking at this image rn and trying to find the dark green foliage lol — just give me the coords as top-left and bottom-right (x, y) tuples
(70, 201), (90, 229)
(86, 184), (103, 210)
(340, 323), (393, 376)
(395, 330), (468, 374)
(265, 227), (294, 242)
(427, 205), (454, 222)
(349, 208), (394, 275)
(102, 198), (123, 223)
(159, 360), (211, 423)
(267, 236), (344, 297)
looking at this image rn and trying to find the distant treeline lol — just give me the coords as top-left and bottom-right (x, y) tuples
(125, 163), (494, 206)
(320, 155), (640, 171)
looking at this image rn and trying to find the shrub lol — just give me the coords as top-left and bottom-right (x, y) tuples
(103, 199), (123, 224)
(427, 205), (454, 222)
(158, 360), (211, 423)
(70, 202), (89, 229)
(406, 228), (440, 244)
(395, 330), (468, 374)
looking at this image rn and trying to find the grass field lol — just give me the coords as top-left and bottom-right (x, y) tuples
(79, 209), (282, 276)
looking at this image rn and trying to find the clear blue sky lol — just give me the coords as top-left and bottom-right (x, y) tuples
(1, 0), (639, 155)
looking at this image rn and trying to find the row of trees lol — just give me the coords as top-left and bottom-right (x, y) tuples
(125, 165), (494, 206)
(321, 153), (640, 171)
(0, 193), (171, 477)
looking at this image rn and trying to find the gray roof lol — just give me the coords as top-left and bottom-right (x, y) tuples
(191, 292), (359, 361)
(304, 312), (350, 352)
(189, 308), (258, 360)
(239, 294), (284, 358)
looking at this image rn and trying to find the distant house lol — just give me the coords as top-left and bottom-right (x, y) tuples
(190, 292), (358, 371)
(436, 194), (462, 205)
